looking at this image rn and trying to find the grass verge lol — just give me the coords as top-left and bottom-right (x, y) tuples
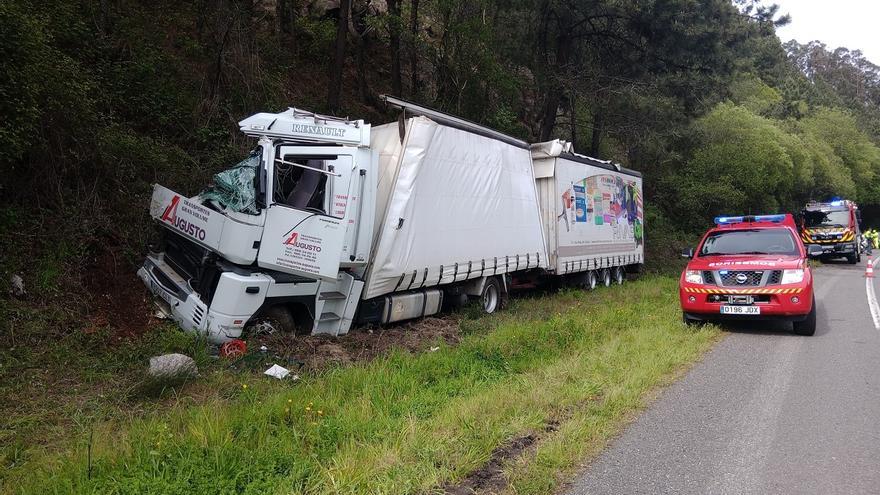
(5, 276), (718, 494)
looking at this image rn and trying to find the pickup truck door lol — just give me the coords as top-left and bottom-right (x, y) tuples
(257, 146), (355, 282)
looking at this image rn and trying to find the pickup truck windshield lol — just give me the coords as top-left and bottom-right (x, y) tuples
(803, 209), (849, 228)
(699, 229), (798, 256)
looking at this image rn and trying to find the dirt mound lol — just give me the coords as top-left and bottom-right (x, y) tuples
(82, 245), (154, 340)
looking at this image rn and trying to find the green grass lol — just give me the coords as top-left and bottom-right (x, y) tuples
(3, 276), (719, 494)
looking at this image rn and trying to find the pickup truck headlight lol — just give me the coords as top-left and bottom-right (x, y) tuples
(685, 270), (703, 284)
(781, 269), (804, 284)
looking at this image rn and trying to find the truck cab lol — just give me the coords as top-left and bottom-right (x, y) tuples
(139, 109), (376, 343)
(800, 199), (861, 264)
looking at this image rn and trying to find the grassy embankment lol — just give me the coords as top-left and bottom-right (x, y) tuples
(5, 276), (718, 494)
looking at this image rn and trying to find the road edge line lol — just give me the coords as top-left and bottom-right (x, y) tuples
(865, 257), (880, 330)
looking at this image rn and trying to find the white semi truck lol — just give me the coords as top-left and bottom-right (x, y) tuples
(138, 97), (643, 343)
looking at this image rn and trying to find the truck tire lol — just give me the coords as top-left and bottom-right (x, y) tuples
(587, 271), (598, 291)
(792, 297), (817, 336)
(602, 269), (612, 287)
(614, 267), (626, 285)
(249, 305), (298, 335)
(480, 277), (502, 314)
(847, 253), (858, 264)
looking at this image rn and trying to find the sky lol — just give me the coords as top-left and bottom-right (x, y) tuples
(773, 0), (880, 64)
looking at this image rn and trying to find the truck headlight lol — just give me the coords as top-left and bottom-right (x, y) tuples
(685, 270), (703, 284)
(781, 269), (804, 284)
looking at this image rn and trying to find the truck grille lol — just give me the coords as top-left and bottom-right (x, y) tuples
(766, 270), (783, 285)
(702, 271), (715, 285)
(719, 270), (763, 287)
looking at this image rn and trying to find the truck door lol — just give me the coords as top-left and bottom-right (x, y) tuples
(257, 146), (355, 282)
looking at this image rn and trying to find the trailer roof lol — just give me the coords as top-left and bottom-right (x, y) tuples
(382, 95), (530, 150)
(531, 140), (642, 178)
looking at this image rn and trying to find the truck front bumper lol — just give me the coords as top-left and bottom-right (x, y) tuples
(138, 254), (249, 344)
(805, 242), (856, 256)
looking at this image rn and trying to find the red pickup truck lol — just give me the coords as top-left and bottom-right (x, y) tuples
(680, 214), (821, 336)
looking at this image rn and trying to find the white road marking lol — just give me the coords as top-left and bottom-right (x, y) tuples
(865, 257), (880, 330)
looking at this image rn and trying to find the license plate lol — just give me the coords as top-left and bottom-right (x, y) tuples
(150, 279), (177, 306)
(721, 305), (760, 315)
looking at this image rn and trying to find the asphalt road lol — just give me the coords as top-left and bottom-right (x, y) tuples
(567, 261), (880, 495)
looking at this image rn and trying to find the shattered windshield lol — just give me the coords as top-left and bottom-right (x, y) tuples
(199, 150), (261, 215)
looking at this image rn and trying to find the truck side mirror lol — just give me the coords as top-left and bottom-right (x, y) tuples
(807, 244), (823, 257)
(681, 248), (694, 259)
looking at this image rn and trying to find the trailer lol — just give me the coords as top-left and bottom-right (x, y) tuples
(531, 140), (644, 289)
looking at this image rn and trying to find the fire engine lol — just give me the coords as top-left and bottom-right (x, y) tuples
(680, 214), (821, 335)
(800, 199), (862, 264)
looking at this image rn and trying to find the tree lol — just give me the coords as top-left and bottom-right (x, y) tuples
(327, 0), (352, 113)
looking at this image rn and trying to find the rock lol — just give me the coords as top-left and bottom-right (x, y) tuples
(148, 353), (198, 380)
(10, 274), (25, 298)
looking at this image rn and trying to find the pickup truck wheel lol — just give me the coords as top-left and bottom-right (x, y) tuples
(847, 253), (858, 264)
(682, 313), (703, 327)
(481, 277), (502, 314)
(792, 297), (817, 336)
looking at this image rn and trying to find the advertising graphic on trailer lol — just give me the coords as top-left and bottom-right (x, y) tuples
(558, 172), (643, 256)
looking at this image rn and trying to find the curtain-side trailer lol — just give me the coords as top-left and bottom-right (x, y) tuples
(531, 140), (644, 289)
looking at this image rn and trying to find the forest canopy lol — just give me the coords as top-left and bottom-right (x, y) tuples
(2, 0), (880, 281)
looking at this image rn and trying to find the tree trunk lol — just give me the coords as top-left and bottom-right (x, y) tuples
(569, 94), (578, 150)
(590, 107), (604, 157)
(387, 0), (403, 97)
(327, 0), (351, 113)
(538, 34), (572, 141)
(409, 0), (420, 96)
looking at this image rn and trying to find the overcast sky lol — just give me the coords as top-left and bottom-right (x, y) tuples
(773, 0), (880, 64)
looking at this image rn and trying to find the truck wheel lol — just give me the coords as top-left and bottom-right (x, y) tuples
(249, 305), (299, 335)
(587, 271), (598, 291)
(792, 297), (817, 336)
(614, 267), (625, 285)
(480, 277), (502, 314)
(847, 253), (858, 264)
(682, 313), (703, 327)
(602, 269), (612, 287)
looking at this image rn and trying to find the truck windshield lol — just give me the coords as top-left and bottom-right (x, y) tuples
(803, 209), (849, 228)
(699, 229), (798, 256)
(274, 156), (328, 213)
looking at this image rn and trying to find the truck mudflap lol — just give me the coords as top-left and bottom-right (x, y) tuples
(138, 254), (255, 344)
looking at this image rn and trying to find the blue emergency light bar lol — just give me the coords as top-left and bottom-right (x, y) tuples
(714, 214), (787, 225)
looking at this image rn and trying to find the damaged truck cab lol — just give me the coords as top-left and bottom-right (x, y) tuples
(139, 110), (377, 342)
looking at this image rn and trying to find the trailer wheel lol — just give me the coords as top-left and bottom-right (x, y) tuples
(587, 271), (598, 291)
(614, 267), (625, 285)
(602, 269), (612, 287)
(480, 277), (502, 314)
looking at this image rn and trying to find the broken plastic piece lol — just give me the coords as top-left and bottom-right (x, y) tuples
(264, 364), (290, 379)
(219, 339), (248, 359)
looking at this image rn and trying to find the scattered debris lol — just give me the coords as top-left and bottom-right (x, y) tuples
(148, 353), (198, 380)
(10, 274), (25, 298)
(219, 339), (247, 359)
(264, 364), (291, 379)
(430, 346), (440, 352)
